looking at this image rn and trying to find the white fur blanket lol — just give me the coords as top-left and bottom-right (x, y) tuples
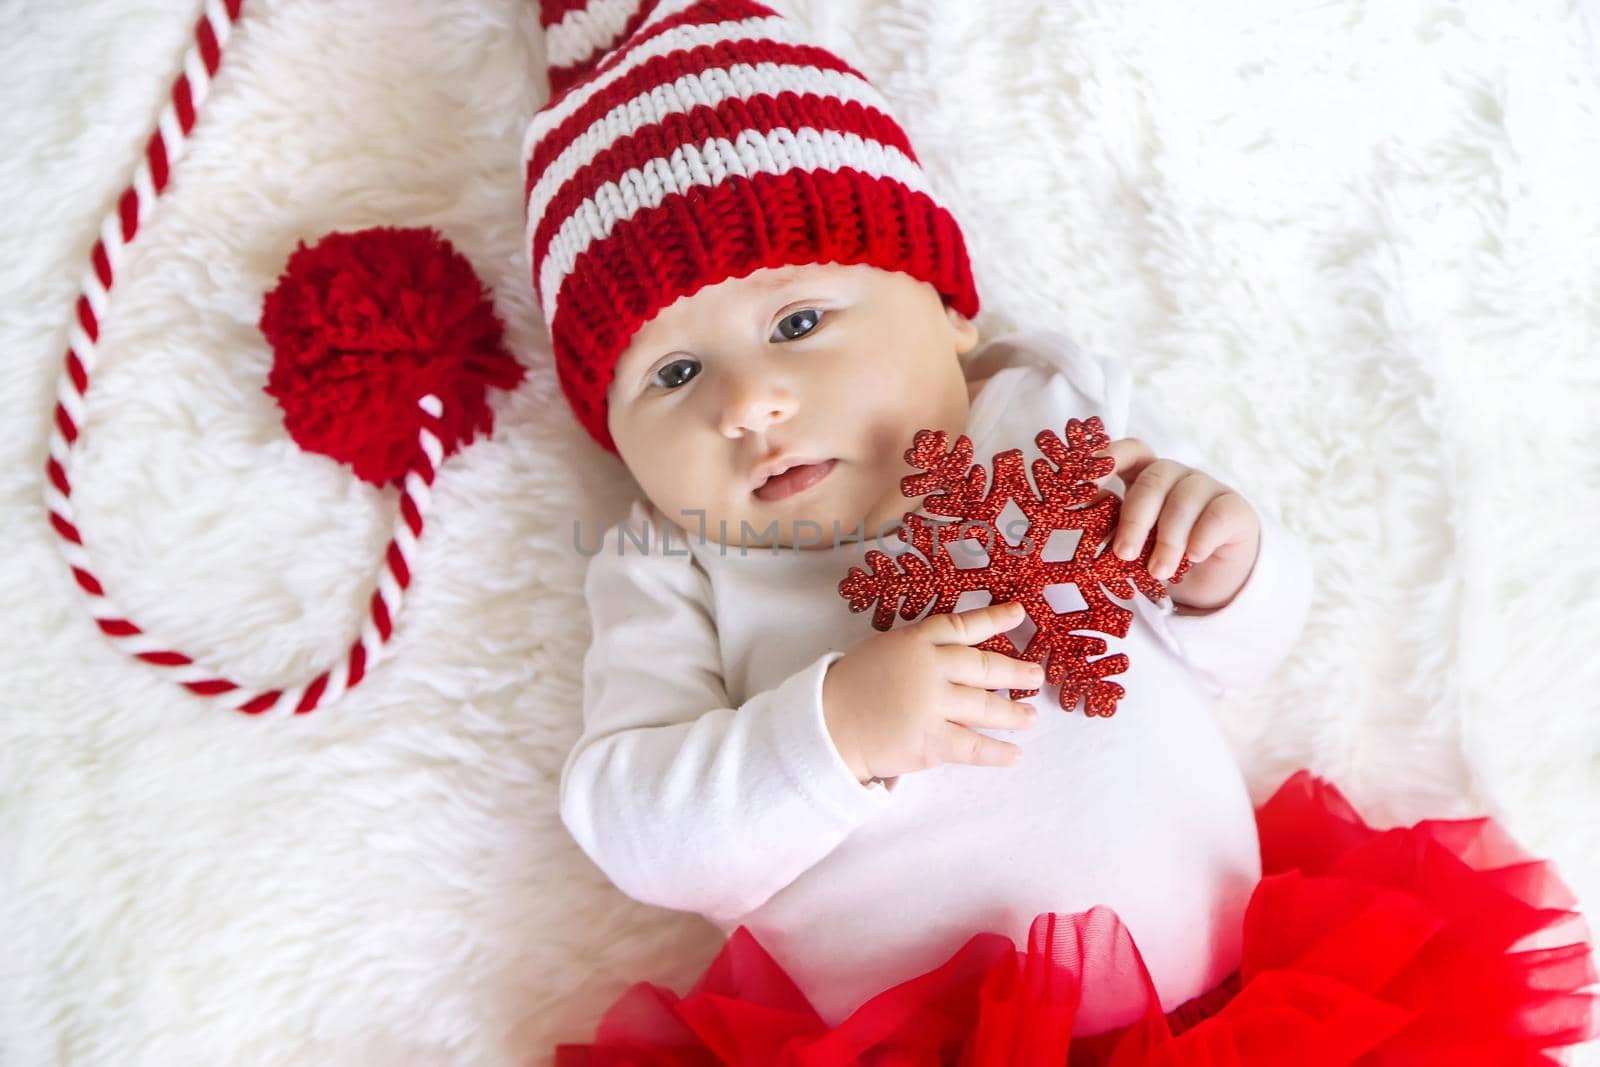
(2, 0), (1596, 1063)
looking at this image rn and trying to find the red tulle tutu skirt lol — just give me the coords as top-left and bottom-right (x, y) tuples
(551, 770), (1600, 1066)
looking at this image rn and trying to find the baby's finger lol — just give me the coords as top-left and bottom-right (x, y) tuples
(1180, 491), (1248, 566)
(935, 719), (1025, 769)
(937, 644), (1045, 692)
(1108, 459), (1186, 561)
(944, 684), (1039, 732)
(1146, 474), (1215, 581)
(920, 600), (1026, 647)
(1091, 437), (1157, 490)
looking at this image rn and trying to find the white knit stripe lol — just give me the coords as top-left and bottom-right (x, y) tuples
(545, 0), (647, 70)
(526, 60), (898, 232)
(68, 325), (94, 364)
(55, 528), (92, 574)
(537, 127), (937, 322)
(259, 684), (307, 718)
(160, 662), (215, 686)
(102, 630), (171, 657)
(403, 469), (434, 518)
(357, 616), (386, 667)
(203, 0), (233, 45)
(42, 480), (68, 524)
(131, 163), (157, 226)
(417, 394), (444, 444)
(55, 369), (87, 440)
(319, 659), (352, 709)
(80, 267), (109, 326)
(376, 566), (404, 616)
(98, 214), (125, 277)
(393, 515), (421, 562)
(522, 13), (799, 161)
(157, 110), (185, 171)
(183, 50), (211, 109)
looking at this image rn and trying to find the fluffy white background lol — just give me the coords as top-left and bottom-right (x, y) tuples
(2, 0), (1597, 1063)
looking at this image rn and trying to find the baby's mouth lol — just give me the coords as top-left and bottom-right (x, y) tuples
(754, 459), (838, 502)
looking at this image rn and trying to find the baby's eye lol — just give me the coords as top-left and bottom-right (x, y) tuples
(652, 357), (701, 391)
(772, 307), (822, 342)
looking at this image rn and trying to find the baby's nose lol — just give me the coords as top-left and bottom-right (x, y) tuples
(720, 378), (797, 438)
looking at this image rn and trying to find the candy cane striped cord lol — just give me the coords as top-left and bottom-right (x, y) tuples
(42, 0), (442, 716)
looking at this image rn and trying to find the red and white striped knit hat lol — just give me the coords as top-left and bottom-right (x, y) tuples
(524, 0), (982, 455)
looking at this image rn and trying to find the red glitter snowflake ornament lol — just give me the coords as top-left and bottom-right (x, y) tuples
(837, 417), (1192, 718)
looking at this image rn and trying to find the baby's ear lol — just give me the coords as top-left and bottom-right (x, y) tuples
(946, 306), (980, 354)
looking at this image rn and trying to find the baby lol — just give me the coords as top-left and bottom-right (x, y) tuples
(525, 0), (1313, 1040)
(561, 260), (1314, 1036)
(532, 2), (1600, 1058)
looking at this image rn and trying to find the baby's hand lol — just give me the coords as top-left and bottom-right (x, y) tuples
(822, 601), (1044, 784)
(1092, 438), (1262, 614)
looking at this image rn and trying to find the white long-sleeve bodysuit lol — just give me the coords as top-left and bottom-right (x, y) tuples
(560, 326), (1316, 1034)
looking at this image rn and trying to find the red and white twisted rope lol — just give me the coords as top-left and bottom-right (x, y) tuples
(43, 0), (443, 716)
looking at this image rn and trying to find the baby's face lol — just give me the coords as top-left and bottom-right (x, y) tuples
(605, 262), (980, 550)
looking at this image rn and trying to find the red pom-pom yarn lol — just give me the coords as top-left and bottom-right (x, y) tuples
(259, 226), (525, 487)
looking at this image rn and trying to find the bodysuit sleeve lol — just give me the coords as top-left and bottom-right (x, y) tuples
(973, 328), (1316, 700)
(560, 501), (897, 924)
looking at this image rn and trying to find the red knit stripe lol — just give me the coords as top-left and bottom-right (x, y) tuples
(46, 459), (72, 498)
(50, 508), (80, 543)
(224, 0), (243, 17)
(549, 64), (585, 97)
(146, 131), (170, 191)
(400, 494), (422, 537)
(118, 188), (140, 243)
(296, 674), (329, 713)
(531, 91), (915, 278)
(71, 567), (103, 595)
(387, 542), (411, 589)
(138, 650), (194, 667)
(49, 513), (81, 545)
(96, 617), (142, 637)
(67, 349), (88, 392)
(539, 0), (595, 29)
(54, 403), (78, 445)
(237, 690), (281, 714)
(196, 15), (221, 75)
(346, 642), (367, 687)
(370, 590), (392, 642)
(183, 678), (237, 696)
(92, 241), (112, 289)
(75, 297), (98, 340)
(547, 167), (979, 451)
(527, 38), (865, 201)
(174, 75), (196, 132)
(585, 0), (773, 91)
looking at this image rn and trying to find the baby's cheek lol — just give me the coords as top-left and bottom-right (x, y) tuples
(860, 387), (943, 451)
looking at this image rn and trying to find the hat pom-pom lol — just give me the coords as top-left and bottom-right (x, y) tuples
(259, 226), (525, 488)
